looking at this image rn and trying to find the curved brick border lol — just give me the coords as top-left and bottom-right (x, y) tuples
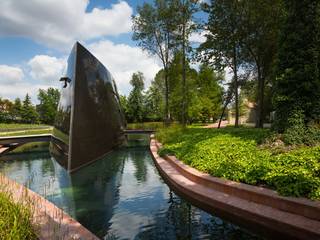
(0, 174), (99, 240)
(150, 138), (320, 240)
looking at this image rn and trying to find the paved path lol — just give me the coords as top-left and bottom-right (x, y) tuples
(203, 120), (228, 128)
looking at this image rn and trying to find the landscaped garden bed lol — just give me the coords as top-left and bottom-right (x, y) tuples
(156, 127), (320, 200)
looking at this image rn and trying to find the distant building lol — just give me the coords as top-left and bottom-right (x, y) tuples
(227, 99), (257, 125)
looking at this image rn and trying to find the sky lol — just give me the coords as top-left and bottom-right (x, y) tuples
(0, 0), (207, 103)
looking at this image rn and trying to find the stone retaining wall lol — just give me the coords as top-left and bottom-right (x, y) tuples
(0, 174), (99, 240)
(150, 138), (320, 240)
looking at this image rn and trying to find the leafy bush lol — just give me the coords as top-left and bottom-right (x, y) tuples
(156, 127), (320, 199)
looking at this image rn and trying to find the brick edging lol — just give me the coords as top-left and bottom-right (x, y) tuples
(150, 138), (320, 240)
(0, 174), (99, 240)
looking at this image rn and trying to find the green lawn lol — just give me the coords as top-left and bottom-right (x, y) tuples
(0, 123), (52, 137)
(0, 191), (37, 240)
(157, 127), (320, 200)
(0, 123), (50, 131)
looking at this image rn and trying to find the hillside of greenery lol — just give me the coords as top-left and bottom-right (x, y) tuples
(157, 127), (320, 200)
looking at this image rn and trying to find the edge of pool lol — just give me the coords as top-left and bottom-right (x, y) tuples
(0, 174), (100, 240)
(150, 137), (320, 240)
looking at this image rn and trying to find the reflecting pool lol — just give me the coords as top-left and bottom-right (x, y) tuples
(0, 144), (262, 239)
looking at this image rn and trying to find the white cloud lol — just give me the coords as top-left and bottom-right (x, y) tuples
(0, 65), (24, 84)
(88, 40), (161, 95)
(189, 31), (208, 43)
(0, 82), (51, 103)
(28, 55), (66, 84)
(0, 0), (132, 50)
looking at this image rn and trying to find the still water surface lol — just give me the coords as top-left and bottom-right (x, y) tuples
(0, 145), (261, 239)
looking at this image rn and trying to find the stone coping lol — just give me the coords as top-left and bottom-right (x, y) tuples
(150, 138), (320, 240)
(0, 174), (99, 240)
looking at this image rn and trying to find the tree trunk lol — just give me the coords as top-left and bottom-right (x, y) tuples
(218, 101), (228, 128)
(182, 23), (187, 127)
(164, 67), (170, 125)
(233, 45), (239, 127)
(255, 66), (265, 128)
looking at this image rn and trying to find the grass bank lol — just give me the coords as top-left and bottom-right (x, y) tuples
(157, 127), (320, 200)
(0, 123), (52, 137)
(0, 191), (37, 239)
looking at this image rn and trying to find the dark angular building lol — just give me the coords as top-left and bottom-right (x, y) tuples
(50, 42), (126, 172)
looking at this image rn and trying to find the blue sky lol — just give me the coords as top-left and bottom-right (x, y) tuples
(0, 0), (206, 103)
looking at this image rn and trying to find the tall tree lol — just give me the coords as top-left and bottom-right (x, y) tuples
(12, 98), (22, 122)
(132, 0), (176, 124)
(37, 88), (60, 125)
(196, 64), (223, 122)
(127, 72), (145, 123)
(199, 0), (244, 127)
(274, 0), (320, 132)
(171, 0), (198, 126)
(21, 94), (38, 124)
(240, 0), (282, 128)
(144, 72), (165, 121)
(0, 98), (14, 123)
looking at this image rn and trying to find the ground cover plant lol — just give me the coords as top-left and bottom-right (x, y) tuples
(0, 191), (37, 240)
(157, 127), (320, 200)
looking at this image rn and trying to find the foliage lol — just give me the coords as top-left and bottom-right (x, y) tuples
(37, 88), (60, 125)
(273, 0), (320, 132)
(199, 0), (244, 127)
(0, 98), (14, 123)
(132, 0), (177, 122)
(240, 0), (282, 127)
(127, 122), (164, 130)
(144, 72), (165, 121)
(157, 127), (320, 199)
(0, 191), (37, 239)
(127, 72), (145, 123)
(21, 94), (39, 124)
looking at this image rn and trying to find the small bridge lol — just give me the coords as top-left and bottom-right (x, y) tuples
(0, 130), (155, 156)
(0, 134), (52, 155)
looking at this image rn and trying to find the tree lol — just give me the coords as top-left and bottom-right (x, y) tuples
(240, 0), (282, 128)
(132, 0), (176, 123)
(171, 0), (199, 126)
(127, 72), (145, 123)
(199, 0), (244, 127)
(274, 0), (320, 132)
(12, 98), (22, 122)
(119, 95), (129, 121)
(37, 88), (60, 125)
(0, 98), (14, 123)
(196, 64), (223, 122)
(21, 94), (38, 124)
(144, 72), (165, 121)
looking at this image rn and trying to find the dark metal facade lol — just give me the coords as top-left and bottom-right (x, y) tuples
(50, 42), (126, 172)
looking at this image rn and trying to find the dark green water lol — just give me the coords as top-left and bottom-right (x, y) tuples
(0, 145), (261, 240)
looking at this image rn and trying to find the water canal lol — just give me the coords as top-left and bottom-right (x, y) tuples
(0, 140), (262, 239)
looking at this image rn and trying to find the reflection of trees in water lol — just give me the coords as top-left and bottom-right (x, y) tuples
(68, 151), (127, 238)
(134, 190), (261, 240)
(129, 149), (148, 183)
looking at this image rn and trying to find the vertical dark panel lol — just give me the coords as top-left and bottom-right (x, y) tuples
(50, 42), (126, 172)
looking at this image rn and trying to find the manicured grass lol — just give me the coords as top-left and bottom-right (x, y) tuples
(157, 127), (320, 199)
(0, 128), (52, 137)
(0, 191), (37, 240)
(0, 123), (50, 132)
